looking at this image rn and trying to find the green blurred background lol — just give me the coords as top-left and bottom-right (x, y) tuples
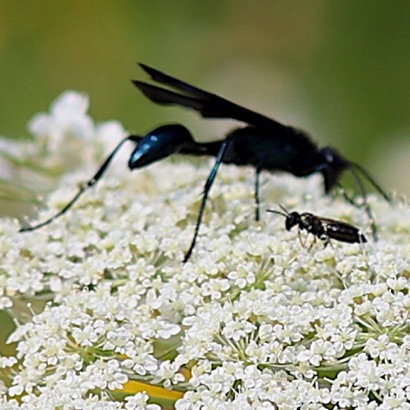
(0, 1), (410, 352)
(1, 1), (410, 193)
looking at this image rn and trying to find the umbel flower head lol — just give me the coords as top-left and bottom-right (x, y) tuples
(0, 92), (410, 409)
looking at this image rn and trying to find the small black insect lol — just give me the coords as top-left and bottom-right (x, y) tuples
(267, 206), (367, 247)
(20, 63), (388, 262)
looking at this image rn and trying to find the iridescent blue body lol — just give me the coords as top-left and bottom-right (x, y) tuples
(129, 124), (333, 176)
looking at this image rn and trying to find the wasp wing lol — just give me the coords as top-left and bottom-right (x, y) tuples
(319, 216), (367, 244)
(133, 63), (287, 132)
(317, 216), (361, 231)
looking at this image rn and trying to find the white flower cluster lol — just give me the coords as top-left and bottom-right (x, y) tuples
(1, 92), (410, 409)
(0, 91), (127, 215)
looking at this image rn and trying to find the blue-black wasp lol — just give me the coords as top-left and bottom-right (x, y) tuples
(267, 206), (367, 248)
(20, 63), (390, 262)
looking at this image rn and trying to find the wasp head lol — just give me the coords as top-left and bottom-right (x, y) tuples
(319, 147), (350, 193)
(285, 212), (301, 231)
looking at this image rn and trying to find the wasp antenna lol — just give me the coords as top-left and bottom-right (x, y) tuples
(278, 204), (290, 215)
(266, 208), (287, 218)
(348, 165), (378, 241)
(349, 162), (391, 203)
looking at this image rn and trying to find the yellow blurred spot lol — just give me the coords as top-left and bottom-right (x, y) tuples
(121, 380), (184, 400)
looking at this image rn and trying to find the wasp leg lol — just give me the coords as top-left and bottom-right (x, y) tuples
(254, 167), (261, 221)
(20, 135), (138, 232)
(183, 135), (233, 263)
